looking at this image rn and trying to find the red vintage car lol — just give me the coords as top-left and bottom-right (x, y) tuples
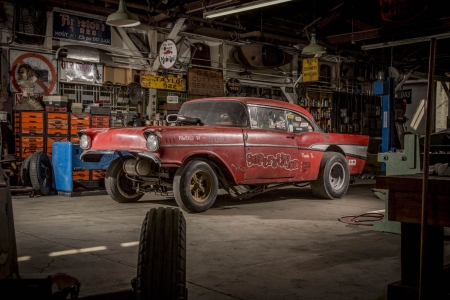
(78, 97), (369, 213)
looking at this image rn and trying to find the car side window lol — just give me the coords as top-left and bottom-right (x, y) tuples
(250, 106), (287, 131)
(286, 112), (314, 133)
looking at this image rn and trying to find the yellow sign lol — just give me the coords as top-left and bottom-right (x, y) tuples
(140, 75), (186, 91)
(302, 58), (319, 82)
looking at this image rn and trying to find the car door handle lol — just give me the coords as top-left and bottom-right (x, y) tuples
(286, 135), (295, 139)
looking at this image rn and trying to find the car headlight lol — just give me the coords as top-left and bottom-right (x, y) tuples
(146, 134), (159, 151)
(80, 134), (91, 149)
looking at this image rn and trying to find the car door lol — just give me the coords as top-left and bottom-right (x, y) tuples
(286, 110), (323, 181)
(243, 105), (299, 181)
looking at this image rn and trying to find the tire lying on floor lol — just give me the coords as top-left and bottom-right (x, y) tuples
(135, 207), (187, 300)
(29, 152), (53, 196)
(310, 152), (350, 199)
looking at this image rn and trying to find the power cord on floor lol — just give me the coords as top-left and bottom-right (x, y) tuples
(338, 213), (384, 226)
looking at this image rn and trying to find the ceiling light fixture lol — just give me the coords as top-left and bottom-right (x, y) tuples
(106, 0), (140, 27)
(203, 0), (293, 19)
(301, 33), (326, 56)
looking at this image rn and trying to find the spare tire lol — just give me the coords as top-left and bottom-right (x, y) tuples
(29, 152), (53, 196)
(135, 207), (187, 300)
(20, 155), (33, 186)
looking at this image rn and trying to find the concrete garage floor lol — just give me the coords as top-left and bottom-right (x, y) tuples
(10, 179), (450, 300)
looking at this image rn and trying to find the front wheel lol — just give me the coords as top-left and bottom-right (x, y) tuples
(173, 160), (218, 213)
(310, 152), (350, 199)
(105, 157), (144, 203)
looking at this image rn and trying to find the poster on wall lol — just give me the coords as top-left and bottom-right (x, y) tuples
(188, 68), (224, 96)
(9, 50), (58, 95)
(53, 11), (112, 45)
(59, 60), (103, 84)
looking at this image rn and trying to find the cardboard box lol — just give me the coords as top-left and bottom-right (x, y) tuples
(103, 66), (133, 85)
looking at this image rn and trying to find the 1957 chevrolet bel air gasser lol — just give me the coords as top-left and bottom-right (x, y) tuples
(78, 97), (369, 213)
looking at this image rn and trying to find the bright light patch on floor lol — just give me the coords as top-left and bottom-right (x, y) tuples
(49, 246), (107, 257)
(121, 241), (139, 247)
(368, 209), (385, 214)
(18, 256), (31, 262)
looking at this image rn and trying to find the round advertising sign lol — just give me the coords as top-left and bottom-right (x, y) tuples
(159, 39), (178, 69)
(225, 78), (241, 95)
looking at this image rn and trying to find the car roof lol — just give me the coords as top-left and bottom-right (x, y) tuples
(187, 97), (314, 120)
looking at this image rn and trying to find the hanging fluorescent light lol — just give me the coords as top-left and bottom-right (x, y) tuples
(301, 33), (326, 56)
(106, 0), (140, 27)
(203, 0), (294, 19)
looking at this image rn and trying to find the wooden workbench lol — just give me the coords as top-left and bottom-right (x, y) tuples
(376, 174), (450, 300)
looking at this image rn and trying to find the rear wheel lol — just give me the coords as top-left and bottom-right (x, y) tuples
(310, 152), (349, 199)
(105, 157), (144, 203)
(135, 207), (187, 300)
(173, 160), (218, 213)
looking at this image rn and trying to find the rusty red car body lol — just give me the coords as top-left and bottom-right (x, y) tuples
(79, 97), (369, 213)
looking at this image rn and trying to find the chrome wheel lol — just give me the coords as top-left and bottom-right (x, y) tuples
(329, 161), (346, 191)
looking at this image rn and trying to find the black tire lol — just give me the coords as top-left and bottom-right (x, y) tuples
(310, 152), (350, 199)
(135, 207), (187, 300)
(20, 155), (33, 186)
(173, 160), (218, 213)
(29, 152), (53, 196)
(105, 157), (144, 203)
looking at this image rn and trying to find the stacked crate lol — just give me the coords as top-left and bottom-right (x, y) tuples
(70, 113), (91, 183)
(14, 111), (45, 160)
(46, 112), (69, 157)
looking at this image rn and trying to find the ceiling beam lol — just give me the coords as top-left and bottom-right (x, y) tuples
(327, 17), (450, 44)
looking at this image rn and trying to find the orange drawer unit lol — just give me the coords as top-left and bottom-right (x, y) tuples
(14, 111), (45, 135)
(15, 136), (45, 158)
(73, 170), (90, 181)
(70, 113), (90, 135)
(70, 122), (90, 135)
(91, 169), (106, 181)
(47, 112), (69, 136)
(47, 136), (69, 156)
(14, 111), (45, 159)
(91, 115), (110, 128)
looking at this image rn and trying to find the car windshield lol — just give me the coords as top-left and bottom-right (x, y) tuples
(178, 100), (249, 127)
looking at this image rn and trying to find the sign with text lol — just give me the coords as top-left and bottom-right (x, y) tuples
(140, 75), (186, 91)
(159, 40), (178, 69)
(59, 60), (103, 84)
(188, 68), (224, 96)
(53, 11), (111, 45)
(401, 89), (412, 104)
(302, 58), (319, 82)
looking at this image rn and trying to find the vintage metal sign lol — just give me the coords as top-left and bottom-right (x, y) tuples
(52, 11), (111, 45)
(9, 50), (58, 94)
(225, 78), (241, 95)
(140, 75), (186, 91)
(159, 40), (178, 69)
(302, 58), (319, 82)
(188, 68), (224, 96)
(59, 60), (103, 84)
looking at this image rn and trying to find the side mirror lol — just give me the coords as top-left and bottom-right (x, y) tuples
(166, 114), (178, 124)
